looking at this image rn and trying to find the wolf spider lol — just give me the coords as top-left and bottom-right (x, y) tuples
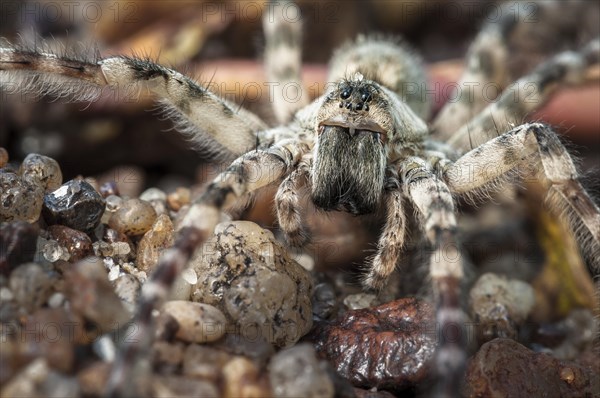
(1, 0), (599, 396)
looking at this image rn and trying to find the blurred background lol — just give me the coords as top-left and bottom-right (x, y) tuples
(1, 0), (598, 193)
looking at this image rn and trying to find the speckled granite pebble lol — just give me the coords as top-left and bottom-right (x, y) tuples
(0, 171), (45, 223)
(190, 221), (313, 348)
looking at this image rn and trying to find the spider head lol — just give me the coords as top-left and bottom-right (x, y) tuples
(310, 75), (392, 215)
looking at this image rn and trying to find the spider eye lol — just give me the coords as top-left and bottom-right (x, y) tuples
(360, 92), (371, 102)
(340, 88), (352, 99)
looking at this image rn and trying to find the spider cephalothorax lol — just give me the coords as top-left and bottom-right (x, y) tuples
(312, 76), (389, 215)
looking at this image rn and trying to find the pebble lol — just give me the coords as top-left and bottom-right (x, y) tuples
(0, 221), (38, 275)
(23, 308), (80, 373)
(166, 187), (191, 211)
(312, 283), (337, 320)
(532, 309), (597, 360)
(9, 263), (55, 313)
(140, 187), (169, 216)
(19, 153), (63, 193)
(113, 274), (141, 313)
(64, 257), (130, 334)
(92, 335), (116, 363)
(269, 344), (334, 398)
(48, 225), (92, 262)
(160, 301), (227, 343)
(469, 273), (535, 343)
(1, 358), (50, 397)
(104, 195), (123, 212)
(0, 147), (8, 167)
(152, 376), (219, 398)
(343, 293), (377, 310)
(140, 187), (167, 202)
(168, 271), (194, 301)
(0, 170), (45, 223)
(311, 297), (436, 391)
(47, 292), (65, 308)
(465, 338), (600, 397)
(77, 362), (110, 397)
(136, 214), (174, 273)
(99, 181), (119, 197)
(152, 341), (185, 373)
(182, 344), (231, 381)
(42, 239), (70, 262)
(223, 356), (271, 398)
(0, 286), (14, 301)
(108, 198), (157, 236)
(42, 180), (106, 232)
(190, 221), (313, 348)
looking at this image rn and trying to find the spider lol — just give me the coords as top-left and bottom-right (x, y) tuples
(1, 0), (599, 396)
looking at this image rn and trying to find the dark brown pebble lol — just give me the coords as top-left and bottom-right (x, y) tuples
(0, 221), (38, 276)
(310, 297), (435, 392)
(48, 225), (92, 262)
(464, 338), (600, 397)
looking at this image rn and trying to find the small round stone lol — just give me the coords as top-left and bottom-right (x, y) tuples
(161, 301), (227, 343)
(166, 187), (191, 211)
(223, 356), (271, 397)
(9, 263), (55, 313)
(113, 274), (140, 313)
(99, 181), (119, 198)
(140, 187), (167, 202)
(42, 239), (70, 262)
(182, 344), (231, 381)
(136, 214), (174, 273)
(0, 170), (45, 223)
(312, 283), (337, 320)
(47, 225), (92, 262)
(20, 153), (63, 193)
(65, 257), (130, 333)
(104, 195), (123, 212)
(469, 273), (535, 342)
(343, 293), (377, 310)
(0, 221), (38, 276)
(108, 198), (157, 236)
(42, 180), (106, 232)
(0, 147), (9, 168)
(269, 344), (334, 398)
